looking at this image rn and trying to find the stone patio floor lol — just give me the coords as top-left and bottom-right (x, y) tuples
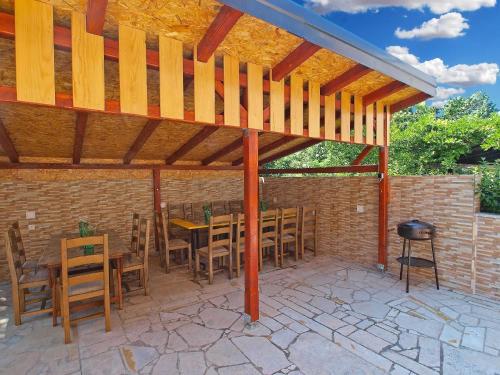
(1, 253), (500, 375)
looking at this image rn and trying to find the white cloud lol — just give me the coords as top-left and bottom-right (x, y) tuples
(430, 87), (465, 106)
(395, 12), (469, 40)
(386, 46), (499, 86)
(305, 0), (496, 14)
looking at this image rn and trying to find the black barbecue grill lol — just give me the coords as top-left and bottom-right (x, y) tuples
(396, 220), (439, 293)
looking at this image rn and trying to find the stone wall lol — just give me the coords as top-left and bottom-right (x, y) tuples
(474, 213), (500, 299)
(262, 175), (488, 295)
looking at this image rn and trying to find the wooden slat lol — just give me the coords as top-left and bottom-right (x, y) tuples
(321, 64), (372, 96)
(15, 0), (55, 105)
(271, 41), (320, 82)
(290, 74), (303, 136)
(86, 0), (107, 35)
(73, 112), (88, 164)
(364, 81), (407, 107)
(194, 49), (215, 123)
(376, 102), (385, 146)
(247, 63), (263, 130)
(270, 70), (285, 133)
(308, 81), (320, 138)
(119, 24), (148, 116)
(71, 12), (104, 110)
(223, 55), (240, 127)
(324, 94), (335, 140)
(160, 36), (184, 119)
(165, 126), (218, 164)
(340, 91), (351, 142)
(366, 104), (374, 145)
(386, 107), (391, 145)
(123, 120), (161, 164)
(197, 5), (243, 62)
(353, 95), (363, 144)
(0, 118), (19, 163)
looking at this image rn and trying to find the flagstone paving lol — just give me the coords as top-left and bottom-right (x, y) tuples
(1, 253), (500, 374)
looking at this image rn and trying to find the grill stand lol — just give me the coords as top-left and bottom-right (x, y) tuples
(398, 238), (440, 293)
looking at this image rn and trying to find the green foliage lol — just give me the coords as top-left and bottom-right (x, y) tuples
(442, 92), (498, 120)
(475, 161), (500, 214)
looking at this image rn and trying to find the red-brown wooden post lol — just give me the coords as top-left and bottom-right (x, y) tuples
(243, 128), (259, 321)
(153, 168), (161, 252)
(378, 115), (389, 269)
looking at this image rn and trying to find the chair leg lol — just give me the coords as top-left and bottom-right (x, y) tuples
(12, 286), (21, 326)
(236, 248), (241, 278)
(62, 293), (71, 344)
(187, 245), (192, 271)
(280, 240), (284, 268)
(144, 267), (149, 296)
(104, 288), (111, 332)
(194, 252), (200, 281)
(258, 245), (263, 272)
(228, 252), (233, 280)
(208, 256), (214, 284)
(294, 238), (299, 261)
(274, 241), (279, 268)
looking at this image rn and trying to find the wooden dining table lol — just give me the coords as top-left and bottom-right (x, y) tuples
(38, 230), (130, 325)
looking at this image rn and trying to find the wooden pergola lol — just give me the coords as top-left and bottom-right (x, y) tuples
(0, 0), (435, 321)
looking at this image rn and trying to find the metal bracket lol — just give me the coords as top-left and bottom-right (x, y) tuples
(376, 263), (386, 272)
(378, 172), (384, 181)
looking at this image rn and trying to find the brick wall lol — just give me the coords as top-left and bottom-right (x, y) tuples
(474, 213), (500, 299)
(262, 175), (485, 295)
(0, 169), (243, 281)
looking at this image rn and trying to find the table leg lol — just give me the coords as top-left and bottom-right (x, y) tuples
(49, 267), (57, 326)
(117, 257), (123, 309)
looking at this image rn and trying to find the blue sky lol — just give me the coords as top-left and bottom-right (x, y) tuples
(291, 0), (500, 107)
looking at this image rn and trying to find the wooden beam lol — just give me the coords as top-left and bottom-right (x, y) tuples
(272, 41), (320, 82)
(259, 165), (379, 174)
(123, 119), (161, 164)
(232, 135), (295, 166)
(391, 92), (430, 112)
(72, 112), (88, 164)
(165, 126), (219, 164)
(351, 145), (374, 165)
(259, 139), (321, 165)
(197, 5), (243, 63)
(363, 81), (408, 107)
(0, 162), (243, 171)
(243, 129), (259, 322)
(202, 137), (243, 165)
(378, 145), (389, 268)
(0, 118), (19, 163)
(86, 0), (108, 35)
(321, 64), (372, 96)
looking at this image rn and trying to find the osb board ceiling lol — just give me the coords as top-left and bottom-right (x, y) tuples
(259, 137), (308, 160)
(219, 133), (284, 163)
(182, 127), (243, 162)
(0, 103), (75, 158)
(344, 71), (394, 97)
(384, 86), (421, 105)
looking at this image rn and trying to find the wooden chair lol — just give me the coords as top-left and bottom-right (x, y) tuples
(4, 229), (51, 326)
(211, 200), (227, 216)
(130, 213), (140, 255)
(301, 207), (318, 258)
(229, 200), (243, 214)
(195, 214), (233, 284)
(157, 211), (191, 273)
(10, 221), (39, 272)
(168, 203), (185, 219)
(122, 219), (150, 295)
(233, 213), (245, 277)
(58, 234), (111, 344)
(259, 209), (279, 269)
(279, 207), (299, 266)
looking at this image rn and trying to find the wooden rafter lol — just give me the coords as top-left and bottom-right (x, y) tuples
(72, 112), (88, 164)
(260, 165), (378, 174)
(321, 64), (372, 96)
(165, 126), (219, 164)
(272, 41), (321, 82)
(363, 81), (408, 107)
(391, 92), (430, 112)
(0, 118), (18, 163)
(123, 119), (161, 164)
(351, 145), (374, 165)
(232, 135), (295, 166)
(86, 0), (108, 35)
(202, 137), (244, 165)
(259, 139), (321, 165)
(197, 5), (243, 63)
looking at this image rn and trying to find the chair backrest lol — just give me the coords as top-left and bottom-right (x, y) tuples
(60, 234), (109, 302)
(229, 200), (243, 214)
(137, 219), (151, 263)
(208, 214), (233, 255)
(10, 221), (27, 265)
(4, 230), (22, 289)
(156, 211), (170, 252)
(211, 200), (228, 216)
(235, 213), (245, 247)
(168, 203), (185, 219)
(131, 213), (140, 254)
(281, 207), (299, 235)
(260, 209), (278, 240)
(301, 207), (317, 237)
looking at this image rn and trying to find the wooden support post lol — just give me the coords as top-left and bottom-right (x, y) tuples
(378, 145), (389, 269)
(153, 168), (161, 252)
(243, 129), (259, 322)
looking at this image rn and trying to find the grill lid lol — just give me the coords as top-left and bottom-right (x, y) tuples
(397, 219), (436, 240)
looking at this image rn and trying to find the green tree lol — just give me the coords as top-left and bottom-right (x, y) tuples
(441, 92), (497, 120)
